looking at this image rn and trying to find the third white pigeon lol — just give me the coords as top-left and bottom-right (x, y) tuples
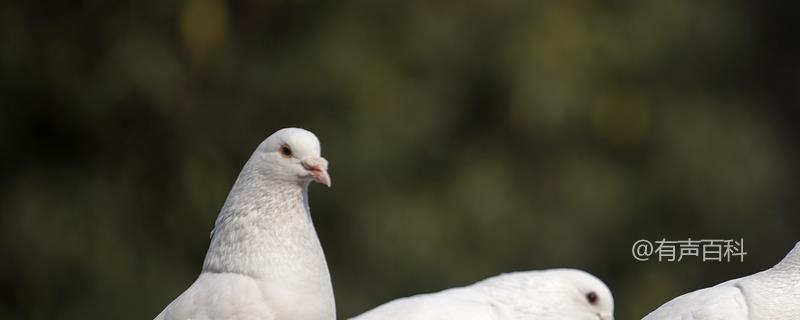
(643, 241), (800, 320)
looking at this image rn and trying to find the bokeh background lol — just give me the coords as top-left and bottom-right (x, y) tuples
(2, 0), (799, 319)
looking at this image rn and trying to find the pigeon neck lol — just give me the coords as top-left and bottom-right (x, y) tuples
(474, 274), (537, 316)
(774, 242), (800, 272)
(201, 162), (319, 277)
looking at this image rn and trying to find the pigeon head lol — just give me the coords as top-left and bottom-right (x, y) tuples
(481, 269), (614, 320)
(256, 128), (331, 187)
(558, 269), (615, 320)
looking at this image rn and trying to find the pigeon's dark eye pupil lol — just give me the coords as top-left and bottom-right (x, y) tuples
(586, 292), (598, 304)
(280, 146), (293, 157)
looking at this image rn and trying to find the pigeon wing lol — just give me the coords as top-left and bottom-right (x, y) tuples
(352, 287), (503, 320)
(157, 273), (276, 320)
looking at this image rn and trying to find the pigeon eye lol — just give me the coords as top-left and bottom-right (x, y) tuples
(586, 292), (598, 305)
(279, 145), (293, 158)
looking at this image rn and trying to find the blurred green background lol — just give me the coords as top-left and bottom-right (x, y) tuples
(2, 0), (799, 319)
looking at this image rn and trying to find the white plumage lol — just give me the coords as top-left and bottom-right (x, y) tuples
(643, 241), (800, 320)
(351, 269), (614, 320)
(154, 128), (335, 320)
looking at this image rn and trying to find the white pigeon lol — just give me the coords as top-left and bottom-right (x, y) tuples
(351, 269), (614, 320)
(154, 128), (335, 320)
(643, 241), (800, 320)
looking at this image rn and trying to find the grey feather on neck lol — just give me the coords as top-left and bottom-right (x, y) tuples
(201, 156), (312, 277)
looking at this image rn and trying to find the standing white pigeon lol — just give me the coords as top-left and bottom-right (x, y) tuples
(643, 241), (800, 320)
(351, 269), (614, 320)
(154, 128), (335, 320)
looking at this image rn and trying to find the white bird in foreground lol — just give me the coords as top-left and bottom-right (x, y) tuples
(643, 241), (800, 320)
(155, 128), (335, 320)
(351, 269), (614, 320)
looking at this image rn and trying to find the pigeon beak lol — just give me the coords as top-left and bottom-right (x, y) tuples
(598, 313), (613, 320)
(302, 157), (331, 187)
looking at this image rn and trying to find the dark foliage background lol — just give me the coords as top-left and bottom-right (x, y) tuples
(1, 0), (799, 319)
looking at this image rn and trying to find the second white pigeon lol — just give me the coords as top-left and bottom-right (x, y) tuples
(643, 241), (800, 320)
(351, 269), (614, 320)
